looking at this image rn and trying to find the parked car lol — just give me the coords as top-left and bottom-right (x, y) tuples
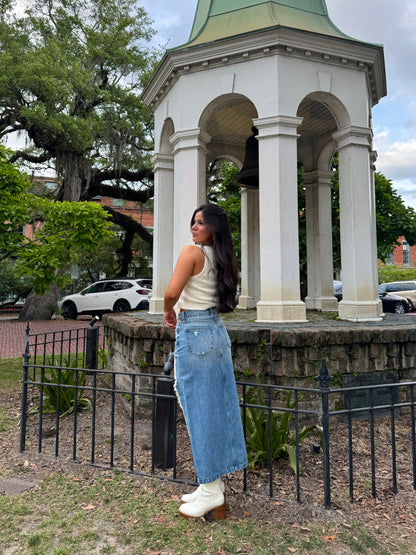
(379, 281), (416, 311)
(58, 278), (151, 320)
(333, 283), (412, 314)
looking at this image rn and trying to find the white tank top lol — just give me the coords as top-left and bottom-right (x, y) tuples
(177, 245), (218, 310)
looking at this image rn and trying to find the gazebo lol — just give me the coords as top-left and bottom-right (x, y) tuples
(142, 0), (387, 322)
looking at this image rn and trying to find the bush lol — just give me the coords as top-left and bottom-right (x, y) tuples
(28, 365), (92, 417)
(378, 264), (416, 284)
(243, 386), (317, 475)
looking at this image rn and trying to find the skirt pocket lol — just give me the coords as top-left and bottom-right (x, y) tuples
(185, 326), (214, 356)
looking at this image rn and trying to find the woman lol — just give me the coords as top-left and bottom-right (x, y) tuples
(164, 203), (248, 520)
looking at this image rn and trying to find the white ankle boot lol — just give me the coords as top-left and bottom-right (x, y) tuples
(179, 478), (226, 519)
(181, 480), (225, 503)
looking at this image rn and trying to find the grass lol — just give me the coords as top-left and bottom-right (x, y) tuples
(0, 470), (394, 555)
(0, 356), (23, 390)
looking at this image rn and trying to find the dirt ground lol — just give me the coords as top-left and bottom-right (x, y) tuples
(2, 379), (416, 550)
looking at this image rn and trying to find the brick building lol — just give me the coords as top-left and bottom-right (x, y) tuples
(387, 237), (416, 267)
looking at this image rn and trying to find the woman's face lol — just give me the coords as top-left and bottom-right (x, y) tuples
(191, 210), (213, 245)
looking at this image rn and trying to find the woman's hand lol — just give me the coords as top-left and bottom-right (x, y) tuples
(164, 309), (177, 329)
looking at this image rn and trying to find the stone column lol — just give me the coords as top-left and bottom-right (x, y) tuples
(170, 129), (210, 261)
(238, 187), (260, 309)
(304, 170), (338, 311)
(254, 115), (306, 322)
(334, 126), (382, 321)
(149, 153), (174, 313)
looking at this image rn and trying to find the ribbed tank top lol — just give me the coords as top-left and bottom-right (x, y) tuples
(177, 245), (218, 310)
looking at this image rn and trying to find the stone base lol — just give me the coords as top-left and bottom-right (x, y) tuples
(338, 300), (383, 322)
(149, 297), (164, 314)
(305, 296), (339, 311)
(237, 295), (258, 309)
(103, 311), (416, 387)
(256, 300), (307, 323)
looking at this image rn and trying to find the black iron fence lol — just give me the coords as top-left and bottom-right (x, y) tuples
(19, 326), (416, 508)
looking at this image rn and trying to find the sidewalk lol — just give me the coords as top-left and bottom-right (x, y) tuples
(0, 317), (103, 358)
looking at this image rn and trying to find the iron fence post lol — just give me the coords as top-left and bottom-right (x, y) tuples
(85, 316), (99, 370)
(20, 322), (31, 452)
(316, 359), (333, 509)
(153, 352), (176, 470)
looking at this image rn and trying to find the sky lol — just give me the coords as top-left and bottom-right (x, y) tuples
(141, 0), (416, 209)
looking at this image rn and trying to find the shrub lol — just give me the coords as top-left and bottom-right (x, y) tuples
(243, 386), (317, 475)
(28, 366), (92, 417)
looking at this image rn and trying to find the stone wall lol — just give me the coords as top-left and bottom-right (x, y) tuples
(103, 314), (416, 389)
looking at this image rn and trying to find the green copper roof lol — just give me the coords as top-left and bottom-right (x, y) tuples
(174, 0), (356, 49)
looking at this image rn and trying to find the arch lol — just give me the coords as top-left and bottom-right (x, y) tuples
(297, 92), (350, 171)
(198, 94), (259, 168)
(158, 118), (175, 154)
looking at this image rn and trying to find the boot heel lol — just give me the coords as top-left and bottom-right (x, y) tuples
(212, 502), (226, 520)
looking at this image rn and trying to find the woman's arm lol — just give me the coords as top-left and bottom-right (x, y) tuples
(163, 245), (203, 328)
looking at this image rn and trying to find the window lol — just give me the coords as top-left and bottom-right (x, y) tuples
(105, 281), (133, 291)
(403, 240), (410, 265)
(83, 283), (106, 294)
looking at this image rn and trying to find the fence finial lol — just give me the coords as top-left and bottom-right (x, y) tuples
(316, 359), (333, 391)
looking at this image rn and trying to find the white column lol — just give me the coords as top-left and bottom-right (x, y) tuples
(149, 153), (174, 313)
(304, 170), (338, 311)
(238, 187), (260, 309)
(254, 115), (306, 322)
(170, 129), (210, 261)
(334, 126), (382, 321)
(370, 149), (381, 309)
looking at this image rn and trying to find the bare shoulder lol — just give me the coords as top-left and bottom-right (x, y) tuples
(180, 244), (203, 259)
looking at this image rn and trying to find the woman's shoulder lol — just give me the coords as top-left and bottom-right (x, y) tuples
(179, 244), (205, 261)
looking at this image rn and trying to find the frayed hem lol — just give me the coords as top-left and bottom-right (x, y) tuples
(196, 462), (248, 484)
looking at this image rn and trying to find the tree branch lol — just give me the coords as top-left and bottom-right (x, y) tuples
(8, 150), (53, 164)
(103, 205), (153, 249)
(86, 182), (154, 203)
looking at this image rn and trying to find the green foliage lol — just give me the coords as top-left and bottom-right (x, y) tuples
(0, 144), (113, 295)
(244, 386), (317, 474)
(375, 173), (416, 261)
(377, 264), (416, 284)
(0, 259), (32, 306)
(29, 367), (92, 418)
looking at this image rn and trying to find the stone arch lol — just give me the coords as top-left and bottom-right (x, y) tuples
(198, 94), (259, 167)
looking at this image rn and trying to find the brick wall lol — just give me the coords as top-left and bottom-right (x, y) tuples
(103, 314), (416, 392)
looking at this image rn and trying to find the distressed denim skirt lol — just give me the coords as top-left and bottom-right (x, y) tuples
(174, 307), (248, 484)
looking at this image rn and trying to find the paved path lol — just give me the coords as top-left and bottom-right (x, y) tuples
(0, 317), (103, 359)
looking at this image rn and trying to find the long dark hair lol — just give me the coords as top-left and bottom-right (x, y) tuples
(191, 203), (238, 313)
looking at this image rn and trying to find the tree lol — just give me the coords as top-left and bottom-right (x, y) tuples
(0, 0), (158, 268)
(0, 144), (113, 317)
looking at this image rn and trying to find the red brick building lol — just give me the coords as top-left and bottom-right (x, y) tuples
(388, 237), (416, 267)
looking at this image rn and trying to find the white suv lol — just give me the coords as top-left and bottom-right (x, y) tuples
(58, 278), (152, 320)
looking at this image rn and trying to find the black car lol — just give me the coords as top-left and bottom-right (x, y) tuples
(333, 283), (411, 315)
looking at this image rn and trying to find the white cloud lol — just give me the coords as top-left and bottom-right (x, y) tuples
(375, 138), (416, 181)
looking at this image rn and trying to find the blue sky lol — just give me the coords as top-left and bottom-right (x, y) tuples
(141, 0), (416, 209)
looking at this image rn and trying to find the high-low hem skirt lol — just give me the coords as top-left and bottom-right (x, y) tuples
(174, 307), (248, 484)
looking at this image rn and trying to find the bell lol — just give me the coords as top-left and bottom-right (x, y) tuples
(235, 126), (259, 188)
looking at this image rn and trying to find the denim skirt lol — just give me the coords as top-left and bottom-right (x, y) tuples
(174, 308), (248, 484)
